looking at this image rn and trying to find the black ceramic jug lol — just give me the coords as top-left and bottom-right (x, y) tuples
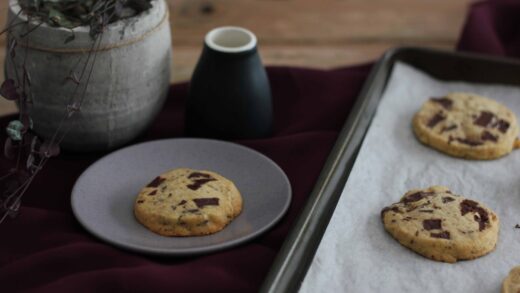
(186, 26), (273, 139)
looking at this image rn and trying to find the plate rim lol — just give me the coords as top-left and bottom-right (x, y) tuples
(71, 138), (292, 256)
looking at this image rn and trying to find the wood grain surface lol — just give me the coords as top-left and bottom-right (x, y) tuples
(0, 0), (471, 116)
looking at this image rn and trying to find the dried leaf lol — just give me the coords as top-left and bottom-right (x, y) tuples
(0, 79), (20, 101)
(23, 67), (32, 86)
(40, 140), (60, 158)
(66, 72), (80, 85)
(64, 32), (76, 44)
(7, 199), (21, 218)
(19, 0), (153, 37)
(30, 135), (40, 153)
(8, 39), (17, 59)
(48, 8), (79, 29)
(6, 120), (24, 141)
(26, 153), (35, 170)
(66, 102), (81, 117)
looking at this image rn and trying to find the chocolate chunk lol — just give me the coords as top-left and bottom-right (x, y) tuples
(448, 136), (454, 144)
(495, 119), (510, 133)
(148, 190), (157, 196)
(456, 138), (483, 146)
(445, 190), (452, 194)
(197, 220), (209, 226)
(460, 199), (479, 214)
(193, 197), (219, 208)
(423, 219), (442, 230)
(481, 131), (498, 142)
(179, 200), (187, 205)
(460, 199), (478, 212)
(137, 200), (144, 204)
(406, 206), (419, 212)
(430, 97), (453, 110)
(515, 224), (520, 229)
(441, 125), (457, 133)
(419, 210), (434, 213)
(415, 231), (419, 236)
(402, 191), (435, 204)
(430, 231), (450, 239)
(442, 197), (455, 203)
(147, 176), (165, 188)
(427, 113), (445, 128)
(188, 172), (212, 179)
(187, 209), (200, 213)
(381, 206), (401, 218)
(474, 111), (495, 127)
(460, 199), (490, 231)
(187, 178), (217, 190)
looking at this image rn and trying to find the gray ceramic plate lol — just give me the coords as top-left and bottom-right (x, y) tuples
(71, 138), (291, 256)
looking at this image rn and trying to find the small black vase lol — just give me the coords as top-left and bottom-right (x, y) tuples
(186, 26), (273, 139)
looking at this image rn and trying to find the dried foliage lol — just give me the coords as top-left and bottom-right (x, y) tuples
(18, 0), (152, 38)
(0, 0), (153, 224)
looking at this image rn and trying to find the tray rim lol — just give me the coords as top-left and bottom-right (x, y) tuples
(259, 46), (520, 293)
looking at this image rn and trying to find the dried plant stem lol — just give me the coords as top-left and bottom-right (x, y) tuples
(0, 158), (47, 225)
(49, 33), (103, 147)
(0, 9), (23, 35)
(0, 0), (149, 225)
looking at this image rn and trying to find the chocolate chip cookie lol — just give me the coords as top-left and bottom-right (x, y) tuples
(381, 186), (499, 263)
(412, 92), (519, 159)
(503, 266), (520, 293)
(134, 168), (243, 236)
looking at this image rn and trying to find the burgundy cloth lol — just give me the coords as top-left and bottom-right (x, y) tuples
(0, 66), (369, 292)
(1, 0), (519, 291)
(457, 0), (520, 57)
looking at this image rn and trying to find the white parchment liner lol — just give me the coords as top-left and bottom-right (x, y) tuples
(300, 62), (520, 293)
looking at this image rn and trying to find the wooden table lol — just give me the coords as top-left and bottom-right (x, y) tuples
(0, 0), (470, 116)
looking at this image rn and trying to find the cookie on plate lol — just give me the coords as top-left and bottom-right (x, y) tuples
(412, 92), (519, 160)
(381, 186), (499, 263)
(134, 168), (243, 236)
(502, 266), (520, 293)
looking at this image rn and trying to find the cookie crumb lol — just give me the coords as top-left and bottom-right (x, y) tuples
(515, 224), (520, 229)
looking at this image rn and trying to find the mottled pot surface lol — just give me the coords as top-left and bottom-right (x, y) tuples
(6, 0), (172, 151)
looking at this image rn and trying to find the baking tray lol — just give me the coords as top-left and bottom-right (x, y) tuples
(260, 47), (520, 293)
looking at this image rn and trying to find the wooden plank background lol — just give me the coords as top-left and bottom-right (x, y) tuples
(0, 0), (471, 116)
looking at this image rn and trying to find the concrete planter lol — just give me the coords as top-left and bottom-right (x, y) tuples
(6, 0), (172, 151)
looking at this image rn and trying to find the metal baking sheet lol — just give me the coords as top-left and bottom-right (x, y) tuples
(260, 47), (520, 293)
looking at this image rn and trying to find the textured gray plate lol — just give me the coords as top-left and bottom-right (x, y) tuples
(71, 138), (292, 256)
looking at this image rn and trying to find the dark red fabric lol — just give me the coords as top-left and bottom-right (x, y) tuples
(0, 65), (369, 292)
(2, 0), (519, 291)
(457, 0), (520, 57)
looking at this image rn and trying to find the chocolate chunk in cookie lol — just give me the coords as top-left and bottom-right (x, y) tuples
(412, 92), (519, 159)
(134, 168), (243, 236)
(381, 186), (499, 263)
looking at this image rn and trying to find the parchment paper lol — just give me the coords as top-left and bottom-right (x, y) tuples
(299, 62), (520, 293)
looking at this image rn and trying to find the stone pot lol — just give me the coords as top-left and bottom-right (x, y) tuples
(6, 0), (171, 151)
